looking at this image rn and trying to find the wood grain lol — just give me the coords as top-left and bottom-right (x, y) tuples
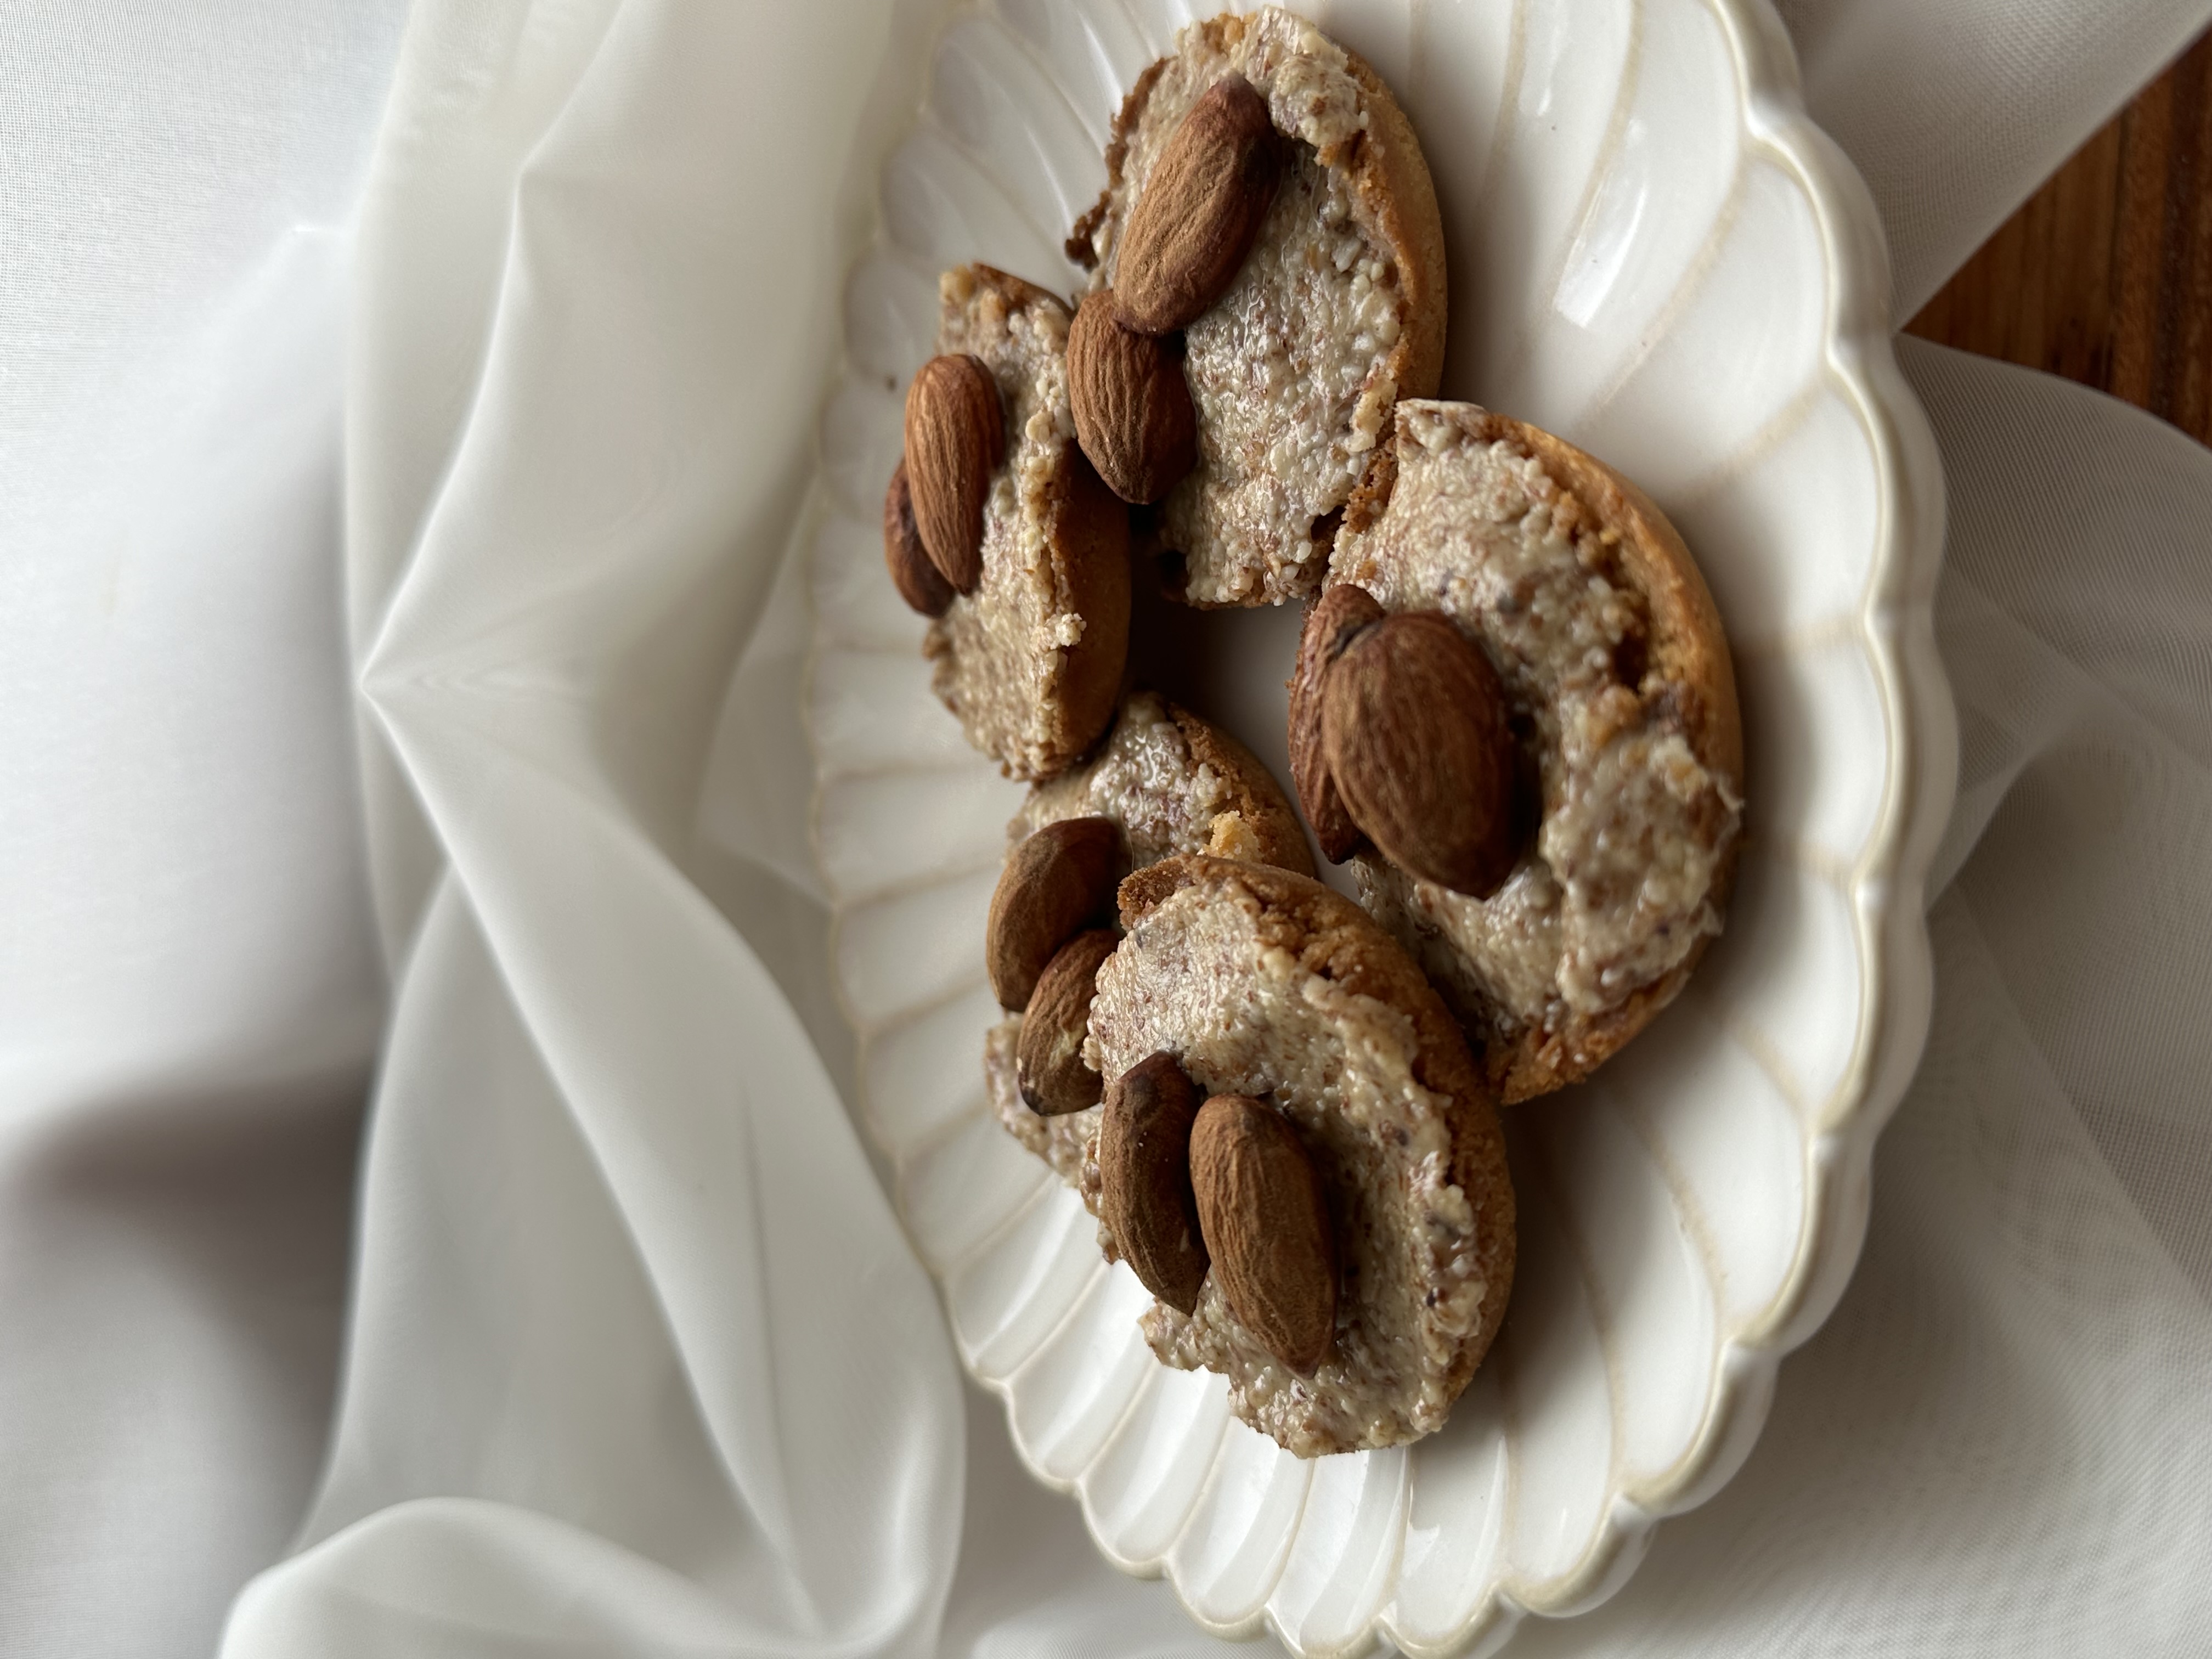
(1906, 27), (2212, 446)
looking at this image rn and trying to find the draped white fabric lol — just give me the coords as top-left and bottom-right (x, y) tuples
(3, 1), (2210, 1655)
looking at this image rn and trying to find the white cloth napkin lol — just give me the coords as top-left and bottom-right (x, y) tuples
(4, 1), (2210, 1655)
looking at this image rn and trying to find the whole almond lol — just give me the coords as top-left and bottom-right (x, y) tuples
(1288, 584), (1385, 862)
(1189, 1094), (1336, 1374)
(883, 459), (954, 617)
(904, 353), (1003, 593)
(1321, 611), (1522, 897)
(1068, 290), (1197, 504)
(1017, 929), (1119, 1115)
(1098, 1052), (1209, 1312)
(1114, 75), (1281, 334)
(985, 816), (1124, 1010)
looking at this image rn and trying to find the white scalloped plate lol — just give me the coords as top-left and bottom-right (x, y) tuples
(804, 1), (1955, 1653)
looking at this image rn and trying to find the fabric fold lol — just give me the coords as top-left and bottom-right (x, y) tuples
(1775, 0), (2212, 315)
(233, 0), (967, 1651)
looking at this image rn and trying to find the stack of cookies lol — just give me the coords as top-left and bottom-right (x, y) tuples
(878, 7), (1743, 1459)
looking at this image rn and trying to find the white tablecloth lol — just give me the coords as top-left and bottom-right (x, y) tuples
(4, 2), (2210, 1655)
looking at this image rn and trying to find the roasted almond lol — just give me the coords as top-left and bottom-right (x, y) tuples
(1288, 583), (1384, 862)
(1098, 1052), (1209, 1312)
(1068, 290), (1197, 504)
(985, 816), (1124, 1010)
(883, 459), (954, 617)
(904, 353), (1003, 592)
(1114, 74), (1281, 334)
(1189, 1094), (1336, 1374)
(1321, 611), (1522, 897)
(1017, 929), (1119, 1116)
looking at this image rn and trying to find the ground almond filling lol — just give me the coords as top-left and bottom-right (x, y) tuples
(1014, 692), (1245, 866)
(1333, 401), (1743, 1047)
(1081, 8), (1404, 607)
(988, 692), (1289, 1197)
(1084, 872), (1493, 1457)
(923, 269), (1085, 778)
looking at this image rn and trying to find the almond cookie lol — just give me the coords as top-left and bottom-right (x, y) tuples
(1314, 400), (1745, 1102)
(1083, 854), (1514, 1457)
(985, 694), (1313, 1196)
(904, 264), (1131, 781)
(1067, 7), (1446, 608)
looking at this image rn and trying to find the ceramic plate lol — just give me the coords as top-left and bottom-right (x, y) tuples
(804, 0), (1955, 1652)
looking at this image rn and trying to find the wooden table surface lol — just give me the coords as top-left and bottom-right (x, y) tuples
(1905, 27), (2212, 447)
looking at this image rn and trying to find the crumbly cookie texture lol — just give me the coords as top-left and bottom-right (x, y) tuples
(1331, 401), (1743, 1098)
(1086, 856), (1513, 1457)
(1074, 8), (1443, 608)
(926, 267), (1127, 781)
(1014, 691), (1314, 874)
(988, 692), (1315, 1195)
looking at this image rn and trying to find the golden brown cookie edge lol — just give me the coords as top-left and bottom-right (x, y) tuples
(1163, 701), (1318, 876)
(1466, 411), (1743, 1102)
